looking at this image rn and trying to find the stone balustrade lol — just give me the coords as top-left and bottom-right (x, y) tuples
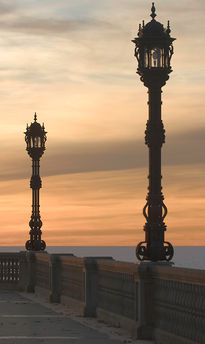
(0, 253), (20, 287)
(151, 265), (205, 344)
(0, 251), (204, 344)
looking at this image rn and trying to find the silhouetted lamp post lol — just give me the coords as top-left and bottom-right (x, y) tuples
(25, 113), (47, 251)
(132, 3), (175, 261)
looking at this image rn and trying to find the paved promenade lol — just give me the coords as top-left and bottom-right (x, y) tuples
(0, 290), (153, 344)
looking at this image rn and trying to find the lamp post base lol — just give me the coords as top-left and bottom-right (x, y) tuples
(25, 239), (46, 251)
(136, 241), (174, 262)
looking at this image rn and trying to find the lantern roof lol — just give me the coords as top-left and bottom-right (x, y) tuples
(143, 19), (164, 36)
(25, 113), (46, 137)
(133, 3), (175, 46)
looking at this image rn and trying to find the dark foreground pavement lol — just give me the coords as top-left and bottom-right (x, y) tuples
(0, 290), (152, 344)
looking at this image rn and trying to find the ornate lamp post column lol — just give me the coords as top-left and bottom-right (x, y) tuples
(25, 113), (47, 251)
(132, 3), (175, 261)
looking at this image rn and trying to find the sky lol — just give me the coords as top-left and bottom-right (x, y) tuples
(0, 0), (205, 246)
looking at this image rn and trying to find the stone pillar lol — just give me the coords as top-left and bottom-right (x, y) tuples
(83, 258), (98, 317)
(49, 253), (75, 303)
(136, 262), (153, 339)
(83, 257), (114, 317)
(18, 251), (27, 291)
(25, 251), (36, 292)
(136, 261), (173, 340)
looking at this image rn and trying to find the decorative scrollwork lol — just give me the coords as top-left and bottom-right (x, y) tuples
(143, 197), (168, 222)
(169, 44), (174, 62)
(25, 240), (32, 251)
(134, 47), (140, 64)
(40, 240), (46, 251)
(164, 241), (174, 261)
(143, 202), (149, 221)
(25, 239), (46, 251)
(136, 241), (147, 261)
(162, 203), (168, 220)
(136, 241), (174, 261)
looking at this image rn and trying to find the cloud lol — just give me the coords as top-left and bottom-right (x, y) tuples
(0, 14), (115, 38)
(46, 228), (136, 237)
(41, 126), (205, 177)
(0, 0), (204, 183)
(1, 126), (205, 182)
(0, 3), (17, 15)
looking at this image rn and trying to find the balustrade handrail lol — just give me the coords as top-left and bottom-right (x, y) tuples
(0, 252), (21, 257)
(96, 259), (138, 275)
(59, 256), (84, 267)
(150, 265), (205, 285)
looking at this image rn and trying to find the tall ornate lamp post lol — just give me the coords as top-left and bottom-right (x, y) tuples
(25, 113), (47, 251)
(132, 3), (175, 261)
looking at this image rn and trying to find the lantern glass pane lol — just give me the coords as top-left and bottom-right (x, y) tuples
(33, 136), (41, 148)
(165, 49), (170, 68)
(150, 48), (163, 68)
(144, 49), (149, 68)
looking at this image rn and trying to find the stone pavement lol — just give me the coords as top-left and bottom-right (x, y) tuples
(0, 290), (153, 344)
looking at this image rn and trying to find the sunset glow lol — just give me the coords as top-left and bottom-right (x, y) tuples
(0, 0), (205, 246)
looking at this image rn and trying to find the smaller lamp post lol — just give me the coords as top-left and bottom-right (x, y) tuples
(25, 113), (47, 251)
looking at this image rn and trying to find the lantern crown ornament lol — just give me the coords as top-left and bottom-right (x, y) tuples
(25, 112), (47, 160)
(132, 2), (175, 87)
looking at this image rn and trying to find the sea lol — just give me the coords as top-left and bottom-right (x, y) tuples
(0, 246), (205, 270)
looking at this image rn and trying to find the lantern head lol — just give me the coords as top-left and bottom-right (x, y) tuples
(132, 3), (175, 87)
(25, 113), (47, 159)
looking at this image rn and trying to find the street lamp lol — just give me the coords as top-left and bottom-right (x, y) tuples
(132, 3), (175, 261)
(25, 113), (47, 251)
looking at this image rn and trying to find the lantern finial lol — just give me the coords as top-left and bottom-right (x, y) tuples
(34, 112), (37, 122)
(167, 20), (171, 34)
(150, 2), (156, 20)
